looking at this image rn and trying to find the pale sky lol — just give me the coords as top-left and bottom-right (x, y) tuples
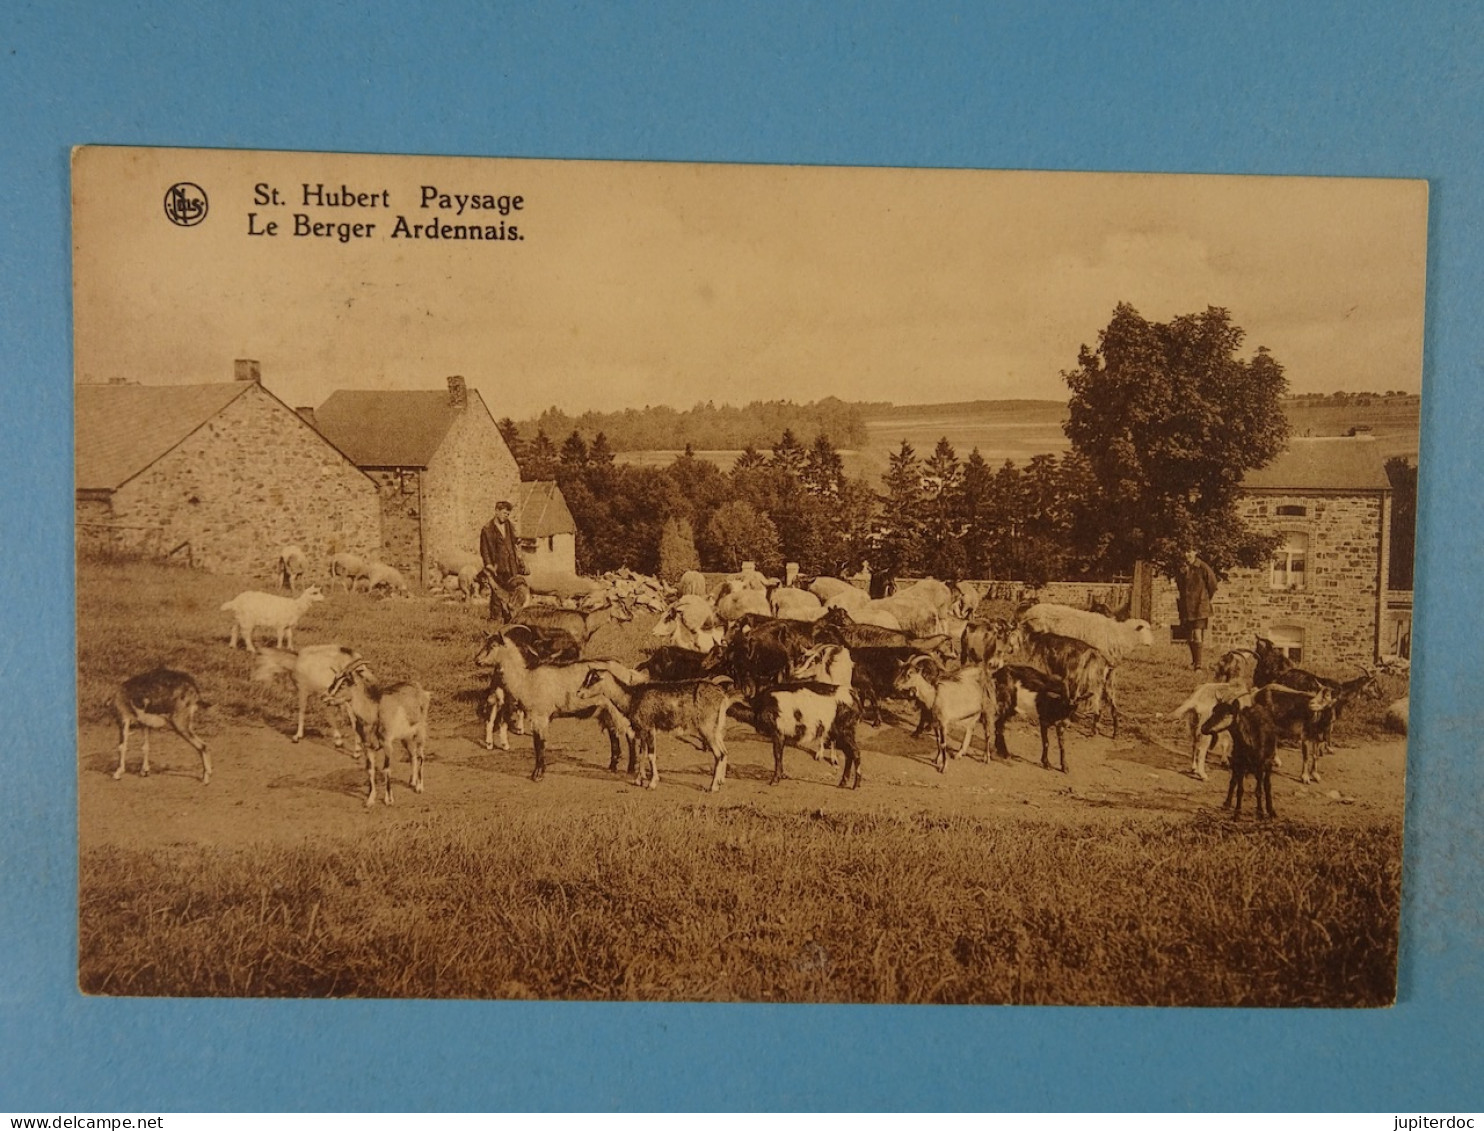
(73, 147), (1429, 419)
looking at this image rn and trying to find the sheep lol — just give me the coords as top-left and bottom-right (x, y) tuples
(278, 544), (307, 592)
(987, 663), (1077, 772)
(770, 586), (824, 620)
(808, 576), (862, 604)
(578, 668), (738, 791)
(221, 586), (325, 653)
(1200, 691), (1281, 819)
(652, 595), (727, 653)
(110, 668), (212, 783)
(716, 587), (772, 623)
(1384, 696), (1409, 735)
(748, 668), (862, 789)
(328, 552), (370, 591)
(1160, 680), (1252, 780)
(1020, 628), (1118, 738)
(456, 563), (485, 601)
(894, 578), (954, 616)
(325, 661), (430, 807)
(250, 644), (364, 751)
(1017, 602), (1154, 664)
(473, 632), (640, 779)
(821, 584), (873, 612)
(678, 569), (708, 597)
(892, 655), (992, 772)
(361, 562), (410, 596)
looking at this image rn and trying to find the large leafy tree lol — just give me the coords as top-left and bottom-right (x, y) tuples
(1063, 304), (1289, 573)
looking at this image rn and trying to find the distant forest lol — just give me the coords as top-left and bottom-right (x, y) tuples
(517, 397), (868, 452)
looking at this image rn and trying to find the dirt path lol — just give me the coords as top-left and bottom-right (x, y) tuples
(79, 707), (1407, 853)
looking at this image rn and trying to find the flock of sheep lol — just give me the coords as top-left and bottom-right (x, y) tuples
(103, 550), (1391, 819)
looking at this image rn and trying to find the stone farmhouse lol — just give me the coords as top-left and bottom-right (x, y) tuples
(75, 361), (382, 578)
(514, 480), (578, 576)
(311, 376), (522, 588)
(1153, 436), (1395, 668)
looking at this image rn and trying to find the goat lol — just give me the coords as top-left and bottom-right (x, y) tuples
(1017, 602), (1154, 664)
(221, 586), (325, 653)
(988, 663), (1077, 772)
(815, 606), (955, 661)
(638, 644), (723, 682)
(1247, 682), (1337, 785)
(1200, 691), (1281, 819)
(1262, 665), (1382, 779)
(473, 632), (639, 779)
(1021, 628), (1118, 737)
(961, 617), (1020, 666)
(578, 668), (738, 791)
(328, 552), (370, 591)
(250, 644), (363, 751)
(949, 580), (986, 620)
(325, 661), (430, 806)
(278, 544), (307, 591)
(748, 672), (862, 790)
(1212, 648), (1259, 687)
(847, 645), (940, 729)
(1161, 680), (1252, 780)
(361, 562), (410, 596)
(514, 598), (631, 650)
(110, 668), (211, 783)
(892, 655), (991, 772)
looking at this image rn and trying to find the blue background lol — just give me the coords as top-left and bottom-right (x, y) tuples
(3, 1), (1480, 1112)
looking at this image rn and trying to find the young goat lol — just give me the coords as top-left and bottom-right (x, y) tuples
(325, 660), (430, 807)
(987, 663), (1077, 772)
(1021, 628), (1118, 738)
(892, 654), (991, 772)
(1162, 680), (1253, 781)
(250, 644), (363, 751)
(578, 668), (738, 791)
(221, 586), (325, 653)
(110, 668), (212, 783)
(1200, 691), (1281, 819)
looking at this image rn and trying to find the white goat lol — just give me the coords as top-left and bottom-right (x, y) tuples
(325, 660), (430, 807)
(110, 668), (212, 784)
(221, 586), (325, 653)
(278, 544), (307, 592)
(1017, 603), (1154, 664)
(1160, 680), (1251, 781)
(893, 655), (991, 772)
(251, 644), (363, 751)
(328, 552), (370, 591)
(362, 562), (410, 596)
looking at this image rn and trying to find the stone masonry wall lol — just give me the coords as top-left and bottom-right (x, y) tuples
(1150, 491), (1387, 668)
(367, 469), (423, 580)
(109, 385), (382, 583)
(421, 398), (521, 587)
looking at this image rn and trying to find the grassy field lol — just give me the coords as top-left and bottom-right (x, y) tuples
(76, 552), (1407, 1004)
(80, 807), (1399, 1005)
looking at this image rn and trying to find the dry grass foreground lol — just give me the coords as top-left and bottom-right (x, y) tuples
(76, 552), (1408, 1005)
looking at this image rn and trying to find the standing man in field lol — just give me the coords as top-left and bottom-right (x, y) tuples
(1174, 547), (1220, 671)
(480, 499), (528, 623)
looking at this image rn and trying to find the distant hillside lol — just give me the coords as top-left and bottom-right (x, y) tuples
(515, 397), (867, 452)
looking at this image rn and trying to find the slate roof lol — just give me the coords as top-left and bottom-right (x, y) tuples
(516, 480), (576, 537)
(314, 389), (493, 467)
(1242, 437), (1392, 492)
(75, 382), (254, 491)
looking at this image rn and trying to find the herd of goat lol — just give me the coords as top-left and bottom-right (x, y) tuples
(104, 560), (1389, 818)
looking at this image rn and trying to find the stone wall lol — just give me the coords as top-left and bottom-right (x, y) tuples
(421, 395), (521, 586)
(106, 384), (382, 582)
(367, 469), (423, 579)
(521, 532), (576, 576)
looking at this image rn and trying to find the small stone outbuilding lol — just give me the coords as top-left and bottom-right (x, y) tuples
(75, 362), (382, 578)
(514, 480), (578, 575)
(1154, 436), (1394, 668)
(313, 376), (522, 588)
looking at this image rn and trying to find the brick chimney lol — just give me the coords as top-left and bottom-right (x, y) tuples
(447, 375), (467, 409)
(234, 359), (261, 383)
(295, 406), (317, 428)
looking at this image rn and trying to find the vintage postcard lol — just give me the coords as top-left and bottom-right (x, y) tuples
(73, 146), (1424, 1005)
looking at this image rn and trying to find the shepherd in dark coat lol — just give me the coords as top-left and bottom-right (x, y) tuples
(1174, 548), (1220, 671)
(480, 499), (528, 622)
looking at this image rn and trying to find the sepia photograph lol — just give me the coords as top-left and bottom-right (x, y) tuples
(73, 145), (1425, 1006)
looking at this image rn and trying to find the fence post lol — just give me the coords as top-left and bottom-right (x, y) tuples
(1131, 559), (1154, 621)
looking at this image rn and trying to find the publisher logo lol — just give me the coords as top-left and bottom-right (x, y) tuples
(163, 182), (208, 227)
